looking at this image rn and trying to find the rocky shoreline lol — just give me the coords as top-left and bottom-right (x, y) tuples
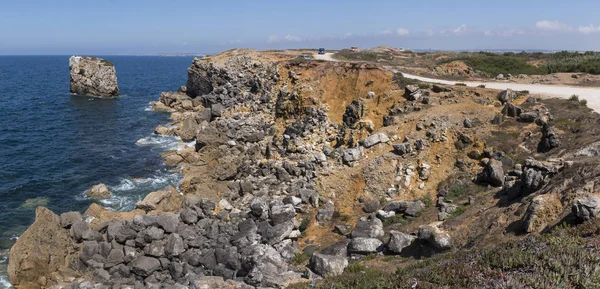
(9, 49), (600, 288)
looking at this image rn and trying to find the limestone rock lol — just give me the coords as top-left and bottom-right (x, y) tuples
(572, 195), (600, 222)
(310, 253), (348, 277)
(136, 190), (171, 211)
(69, 56), (119, 97)
(9, 207), (80, 288)
(85, 183), (112, 200)
(478, 159), (504, 187)
(387, 231), (416, 254)
(523, 194), (563, 232)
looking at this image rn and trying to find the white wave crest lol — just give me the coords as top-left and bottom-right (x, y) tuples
(0, 276), (12, 289)
(136, 134), (182, 151)
(102, 171), (183, 211)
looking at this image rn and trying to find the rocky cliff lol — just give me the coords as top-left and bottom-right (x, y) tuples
(69, 56), (119, 98)
(11, 49), (600, 289)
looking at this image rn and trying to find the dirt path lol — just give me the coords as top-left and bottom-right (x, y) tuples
(400, 72), (600, 112)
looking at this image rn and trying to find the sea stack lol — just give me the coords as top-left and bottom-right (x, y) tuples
(69, 56), (119, 97)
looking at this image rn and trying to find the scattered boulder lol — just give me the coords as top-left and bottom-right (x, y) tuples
(538, 124), (560, 153)
(417, 225), (451, 250)
(360, 133), (389, 148)
(69, 56), (119, 97)
(497, 89), (516, 104)
(387, 231), (416, 254)
(392, 142), (412, 156)
(501, 103), (522, 117)
(347, 237), (384, 254)
(130, 256), (161, 277)
(572, 195), (600, 222)
(519, 111), (538, 123)
(523, 194), (563, 233)
(310, 253), (348, 277)
(478, 159), (504, 187)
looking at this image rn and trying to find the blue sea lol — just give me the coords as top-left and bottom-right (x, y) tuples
(0, 55), (195, 287)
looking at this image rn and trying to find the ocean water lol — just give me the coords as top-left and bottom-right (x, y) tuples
(0, 55), (195, 287)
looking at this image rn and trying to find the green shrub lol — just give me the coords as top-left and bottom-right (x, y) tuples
(293, 253), (309, 265)
(580, 99), (588, 106)
(418, 83), (431, 89)
(569, 94), (580, 101)
(332, 211), (351, 222)
(455, 83), (467, 86)
(383, 215), (408, 226)
(299, 217), (310, 232)
(477, 84), (486, 88)
(421, 195), (433, 208)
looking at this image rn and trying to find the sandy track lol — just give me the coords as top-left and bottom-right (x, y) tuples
(400, 72), (600, 112)
(313, 52), (336, 61)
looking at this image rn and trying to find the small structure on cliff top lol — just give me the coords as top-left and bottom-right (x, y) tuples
(69, 56), (119, 98)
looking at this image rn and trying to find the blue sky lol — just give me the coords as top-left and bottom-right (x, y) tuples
(1, 0), (600, 54)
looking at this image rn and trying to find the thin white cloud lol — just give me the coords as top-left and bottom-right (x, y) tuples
(396, 28), (409, 36)
(536, 20), (571, 31)
(378, 29), (393, 35)
(578, 25), (600, 34)
(284, 34), (302, 42)
(267, 35), (278, 43)
(453, 24), (470, 35)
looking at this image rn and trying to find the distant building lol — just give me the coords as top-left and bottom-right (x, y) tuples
(350, 47), (359, 52)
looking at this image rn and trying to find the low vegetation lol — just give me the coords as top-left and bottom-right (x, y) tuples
(291, 219), (600, 289)
(440, 51), (600, 76)
(392, 72), (422, 89)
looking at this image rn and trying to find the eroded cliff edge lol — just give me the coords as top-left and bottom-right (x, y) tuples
(10, 49), (600, 288)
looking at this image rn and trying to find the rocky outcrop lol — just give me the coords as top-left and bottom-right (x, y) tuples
(69, 56), (119, 97)
(85, 183), (112, 200)
(8, 207), (81, 289)
(522, 194), (563, 232)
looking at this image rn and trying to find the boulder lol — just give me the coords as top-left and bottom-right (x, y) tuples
(523, 194), (563, 232)
(347, 237), (383, 254)
(60, 211), (83, 229)
(501, 103), (522, 117)
(572, 195), (600, 222)
(131, 256), (161, 277)
(519, 111), (538, 123)
(69, 56), (119, 97)
(310, 253), (348, 277)
(360, 133), (389, 148)
(136, 190), (171, 211)
(387, 231), (416, 254)
(478, 159), (504, 187)
(85, 183), (112, 200)
(538, 124), (560, 153)
(350, 217), (384, 239)
(8, 207), (79, 288)
(343, 99), (367, 127)
(417, 225), (451, 250)
(497, 89), (515, 104)
(392, 142), (412, 156)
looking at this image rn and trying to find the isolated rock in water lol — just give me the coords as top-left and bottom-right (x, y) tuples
(69, 56), (119, 97)
(572, 195), (600, 222)
(310, 253), (348, 277)
(85, 183), (112, 200)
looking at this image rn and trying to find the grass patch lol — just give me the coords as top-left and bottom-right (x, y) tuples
(420, 195), (433, 208)
(293, 253), (309, 265)
(383, 215), (408, 226)
(334, 49), (382, 62)
(332, 211), (351, 222)
(392, 72), (421, 89)
(477, 84), (486, 88)
(299, 217), (310, 232)
(554, 118), (583, 133)
(454, 82), (467, 86)
(450, 206), (466, 218)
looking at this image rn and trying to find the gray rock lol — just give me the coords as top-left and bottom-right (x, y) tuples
(418, 225), (451, 250)
(343, 99), (367, 127)
(131, 256), (161, 277)
(478, 159), (504, 187)
(463, 118), (473, 128)
(350, 218), (384, 239)
(347, 237), (383, 254)
(270, 204), (296, 225)
(497, 89), (516, 104)
(310, 253), (348, 277)
(538, 124), (560, 153)
(573, 195), (600, 222)
(142, 226), (165, 243)
(60, 211), (83, 229)
(166, 233), (185, 257)
(180, 208), (199, 224)
(519, 111), (538, 123)
(343, 147), (363, 164)
(360, 133), (389, 148)
(362, 199), (380, 214)
(80, 241), (99, 263)
(157, 213), (179, 233)
(404, 200), (426, 217)
(392, 142), (412, 156)
(69, 56), (119, 97)
(133, 214), (158, 227)
(502, 103), (522, 117)
(387, 231), (416, 254)
(104, 249), (125, 268)
(316, 201), (335, 222)
(144, 240), (166, 257)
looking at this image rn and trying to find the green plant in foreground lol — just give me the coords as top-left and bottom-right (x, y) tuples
(569, 94), (580, 101)
(293, 253), (309, 265)
(455, 82), (467, 86)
